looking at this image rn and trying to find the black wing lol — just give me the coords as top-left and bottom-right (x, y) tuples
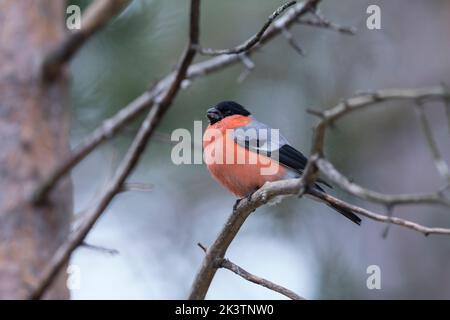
(232, 120), (361, 225)
(278, 144), (332, 189)
(278, 144), (308, 174)
(231, 120), (331, 188)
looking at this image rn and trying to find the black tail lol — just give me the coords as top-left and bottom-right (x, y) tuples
(328, 202), (361, 225)
(308, 188), (362, 226)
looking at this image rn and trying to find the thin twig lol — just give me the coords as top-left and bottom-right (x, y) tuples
(310, 87), (450, 157)
(445, 99), (450, 136)
(42, 0), (132, 81)
(197, 242), (208, 253)
(441, 83), (450, 136)
(237, 54), (255, 83)
(32, 0), (321, 204)
(198, 1), (300, 55)
(316, 158), (450, 208)
(196, 242), (303, 299)
(219, 258), (305, 300)
(310, 189), (450, 236)
(31, 92), (156, 205)
(282, 27), (305, 55)
(297, 18), (356, 34)
(119, 182), (154, 193)
(81, 242), (120, 255)
(306, 108), (325, 118)
(239, 54), (255, 71)
(297, 9), (356, 35)
(415, 102), (450, 185)
(28, 0), (201, 300)
(381, 205), (393, 239)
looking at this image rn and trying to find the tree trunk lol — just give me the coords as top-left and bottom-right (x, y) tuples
(0, 0), (72, 299)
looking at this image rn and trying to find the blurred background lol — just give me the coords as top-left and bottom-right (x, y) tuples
(67, 0), (450, 299)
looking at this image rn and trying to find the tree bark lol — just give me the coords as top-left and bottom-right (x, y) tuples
(0, 0), (72, 299)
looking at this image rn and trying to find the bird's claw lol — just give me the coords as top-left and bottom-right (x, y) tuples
(233, 190), (256, 212)
(233, 198), (241, 212)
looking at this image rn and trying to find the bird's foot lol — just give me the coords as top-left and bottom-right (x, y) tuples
(233, 199), (242, 212)
(233, 190), (257, 212)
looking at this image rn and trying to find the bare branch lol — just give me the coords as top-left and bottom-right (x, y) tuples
(31, 91), (156, 205)
(42, 0), (132, 81)
(440, 83), (450, 136)
(219, 258), (305, 300)
(316, 158), (450, 208)
(189, 172), (450, 299)
(32, 0), (321, 204)
(298, 9), (356, 35)
(306, 107), (325, 118)
(196, 242), (303, 299)
(28, 0), (201, 300)
(81, 242), (120, 255)
(445, 98), (450, 136)
(381, 205), (394, 239)
(312, 189), (450, 236)
(414, 103), (450, 185)
(282, 27), (305, 55)
(237, 54), (255, 83)
(119, 182), (154, 193)
(309, 87), (450, 157)
(198, 1), (300, 55)
(197, 242), (208, 253)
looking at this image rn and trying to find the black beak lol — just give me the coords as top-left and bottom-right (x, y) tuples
(206, 107), (222, 124)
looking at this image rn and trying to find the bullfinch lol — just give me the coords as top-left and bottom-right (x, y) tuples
(203, 101), (361, 225)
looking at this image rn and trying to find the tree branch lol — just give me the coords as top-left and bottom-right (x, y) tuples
(297, 9), (356, 35)
(309, 87), (450, 157)
(219, 258), (305, 300)
(316, 158), (450, 208)
(81, 242), (119, 255)
(310, 189), (450, 236)
(196, 243), (303, 299)
(42, 0), (132, 82)
(188, 170), (450, 299)
(445, 97), (450, 136)
(28, 0), (201, 300)
(31, 0), (322, 205)
(188, 86), (450, 300)
(188, 177), (306, 300)
(198, 0), (303, 55)
(414, 102), (450, 185)
(119, 182), (154, 193)
(281, 27), (306, 55)
(31, 92), (156, 205)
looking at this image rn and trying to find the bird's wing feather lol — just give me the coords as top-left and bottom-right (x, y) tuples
(231, 118), (331, 188)
(231, 118), (289, 155)
(231, 118), (307, 171)
(231, 118), (358, 224)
